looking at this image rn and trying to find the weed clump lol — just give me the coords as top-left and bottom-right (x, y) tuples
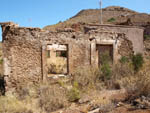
(67, 82), (81, 102)
(132, 53), (144, 72)
(101, 63), (112, 80)
(100, 51), (112, 80)
(72, 66), (103, 91)
(0, 95), (33, 113)
(38, 84), (68, 112)
(120, 56), (129, 64)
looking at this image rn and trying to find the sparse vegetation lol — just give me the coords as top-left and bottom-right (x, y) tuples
(92, 95), (115, 113)
(132, 53), (144, 72)
(38, 84), (68, 112)
(72, 66), (103, 91)
(0, 95), (33, 113)
(118, 59), (150, 97)
(101, 63), (112, 80)
(100, 51), (112, 80)
(120, 56), (129, 64)
(1, 58), (150, 112)
(67, 82), (81, 102)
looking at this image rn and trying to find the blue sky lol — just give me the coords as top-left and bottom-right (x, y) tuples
(0, 0), (150, 41)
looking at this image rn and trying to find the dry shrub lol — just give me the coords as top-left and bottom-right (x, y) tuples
(98, 62), (134, 90)
(15, 82), (39, 100)
(2, 82), (69, 113)
(118, 73), (150, 98)
(38, 83), (69, 112)
(72, 58), (135, 91)
(118, 59), (150, 97)
(112, 63), (134, 79)
(12, 83), (43, 113)
(67, 81), (81, 102)
(72, 66), (105, 90)
(67, 86), (80, 102)
(0, 95), (32, 113)
(90, 91), (115, 113)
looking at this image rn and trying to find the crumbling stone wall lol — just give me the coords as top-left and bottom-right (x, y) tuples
(0, 22), (143, 92)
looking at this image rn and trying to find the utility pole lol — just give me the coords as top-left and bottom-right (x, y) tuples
(99, 0), (103, 24)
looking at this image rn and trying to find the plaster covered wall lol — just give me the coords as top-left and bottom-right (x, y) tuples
(85, 24), (144, 54)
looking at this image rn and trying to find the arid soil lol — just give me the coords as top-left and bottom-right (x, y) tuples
(52, 89), (150, 113)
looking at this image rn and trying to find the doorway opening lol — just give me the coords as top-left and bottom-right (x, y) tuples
(96, 44), (113, 66)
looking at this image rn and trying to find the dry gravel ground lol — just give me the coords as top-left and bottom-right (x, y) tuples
(52, 89), (150, 113)
(111, 107), (150, 113)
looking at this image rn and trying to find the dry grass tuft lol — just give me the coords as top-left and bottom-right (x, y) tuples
(1, 82), (69, 113)
(0, 95), (33, 113)
(118, 59), (150, 97)
(72, 66), (105, 91)
(38, 83), (69, 112)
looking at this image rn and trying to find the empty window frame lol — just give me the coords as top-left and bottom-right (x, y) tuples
(46, 44), (68, 75)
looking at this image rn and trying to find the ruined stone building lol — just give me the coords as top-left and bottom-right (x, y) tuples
(0, 22), (144, 91)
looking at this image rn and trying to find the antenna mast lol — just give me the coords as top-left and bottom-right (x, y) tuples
(100, 0), (103, 24)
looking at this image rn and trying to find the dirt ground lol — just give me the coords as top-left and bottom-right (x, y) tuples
(111, 106), (150, 113)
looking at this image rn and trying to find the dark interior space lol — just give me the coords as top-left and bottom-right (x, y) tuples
(97, 44), (113, 66)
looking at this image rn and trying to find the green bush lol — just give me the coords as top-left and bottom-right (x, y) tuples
(120, 56), (129, 64)
(132, 53), (144, 72)
(67, 82), (80, 102)
(101, 63), (112, 80)
(107, 18), (116, 22)
(68, 88), (80, 102)
(100, 51), (112, 80)
(144, 34), (150, 40)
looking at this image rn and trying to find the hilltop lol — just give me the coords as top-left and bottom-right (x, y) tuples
(44, 6), (150, 31)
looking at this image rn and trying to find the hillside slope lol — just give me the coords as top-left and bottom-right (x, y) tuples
(44, 6), (150, 31)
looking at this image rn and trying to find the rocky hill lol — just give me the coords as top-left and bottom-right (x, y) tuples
(44, 6), (150, 31)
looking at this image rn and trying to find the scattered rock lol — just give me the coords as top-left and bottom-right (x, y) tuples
(88, 108), (100, 113)
(79, 95), (91, 104)
(117, 102), (125, 107)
